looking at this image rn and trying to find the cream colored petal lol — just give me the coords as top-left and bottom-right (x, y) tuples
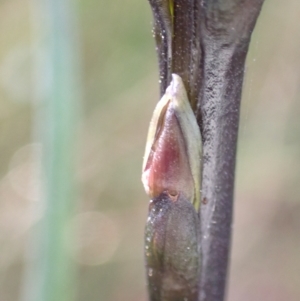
(142, 74), (202, 211)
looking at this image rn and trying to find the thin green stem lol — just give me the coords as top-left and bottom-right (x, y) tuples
(21, 1), (81, 301)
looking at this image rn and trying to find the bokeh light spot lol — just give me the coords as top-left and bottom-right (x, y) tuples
(70, 211), (120, 266)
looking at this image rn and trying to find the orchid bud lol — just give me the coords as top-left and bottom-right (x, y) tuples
(142, 74), (201, 211)
(142, 74), (202, 300)
(145, 192), (201, 301)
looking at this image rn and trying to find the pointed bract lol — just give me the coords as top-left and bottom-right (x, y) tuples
(142, 74), (201, 211)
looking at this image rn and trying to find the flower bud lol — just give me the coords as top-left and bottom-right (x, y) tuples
(145, 193), (201, 301)
(142, 74), (201, 210)
(142, 74), (202, 300)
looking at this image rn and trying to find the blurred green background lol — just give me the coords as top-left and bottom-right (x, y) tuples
(0, 0), (300, 300)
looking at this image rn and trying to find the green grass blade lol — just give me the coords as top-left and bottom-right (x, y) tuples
(21, 0), (81, 301)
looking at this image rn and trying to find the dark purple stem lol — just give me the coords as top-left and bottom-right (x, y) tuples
(146, 1), (265, 301)
(197, 2), (264, 300)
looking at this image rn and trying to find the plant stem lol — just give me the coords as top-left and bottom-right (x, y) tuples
(198, 42), (249, 301)
(146, 1), (265, 301)
(21, 1), (81, 301)
(197, 2), (264, 300)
